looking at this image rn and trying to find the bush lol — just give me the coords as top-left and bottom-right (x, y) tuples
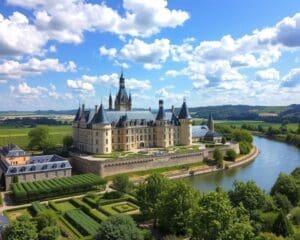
(290, 207), (300, 225)
(103, 191), (123, 199)
(226, 149), (237, 161)
(213, 148), (223, 168)
(112, 174), (133, 193)
(239, 141), (252, 154)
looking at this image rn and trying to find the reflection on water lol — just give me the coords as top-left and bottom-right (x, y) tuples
(187, 136), (300, 192)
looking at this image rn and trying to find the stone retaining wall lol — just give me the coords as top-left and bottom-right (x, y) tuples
(70, 143), (239, 177)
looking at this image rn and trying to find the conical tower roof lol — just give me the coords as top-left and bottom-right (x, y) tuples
(178, 99), (191, 119)
(92, 103), (109, 124)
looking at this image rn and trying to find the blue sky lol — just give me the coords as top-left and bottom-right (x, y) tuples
(0, 0), (299, 111)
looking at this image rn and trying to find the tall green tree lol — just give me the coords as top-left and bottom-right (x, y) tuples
(28, 126), (54, 152)
(112, 174), (133, 193)
(191, 191), (253, 240)
(62, 135), (73, 150)
(35, 210), (57, 232)
(137, 174), (169, 225)
(213, 148), (223, 168)
(228, 181), (268, 212)
(157, 180), (199, 235)
(2, 216), (38, 240)
(272, 211), (293, 237)
(94, 214), (143, 240)
(233, 129), (253, 143)
(271, 173), (300, 205)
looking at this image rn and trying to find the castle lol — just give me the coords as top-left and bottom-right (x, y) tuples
(72, 73), (192, 154)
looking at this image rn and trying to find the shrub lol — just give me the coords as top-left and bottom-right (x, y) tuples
(290, 207), (300, 225)
(226, 149), (237, 161)
(103, 191), (123, 199)
(239, 141), (252, 154)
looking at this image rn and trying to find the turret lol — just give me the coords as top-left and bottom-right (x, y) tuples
(178, 99), (192, 145)
(207, 113), (214, 132)
(129, 93), (132, 111)
(156, 100), (166, 121)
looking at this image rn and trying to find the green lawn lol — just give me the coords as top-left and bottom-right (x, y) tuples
(216, 120), (298, 131)
(0, 125), (72, 148)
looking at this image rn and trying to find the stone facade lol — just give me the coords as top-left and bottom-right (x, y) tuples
(70, 143), (239, 177)
(72, 73), (192, 154)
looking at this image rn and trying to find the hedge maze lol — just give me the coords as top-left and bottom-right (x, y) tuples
(11, 173), (106, 203)
(4, 191), (139, 239)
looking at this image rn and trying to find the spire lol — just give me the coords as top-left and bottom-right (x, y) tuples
(156, 100), (166, 121)
(207, 113), (214, 131)
(178, 99), (191, 119)
(92, 103), (109, 124)
(119, 70), (125, 89)
(109, 92), (113, 110)
(74, 105), (82, 121)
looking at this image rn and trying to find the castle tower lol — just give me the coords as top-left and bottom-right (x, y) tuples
(207, 113), (214, 132)
(91, 103), (112, 154)
(178, 99), (192, 145)
(108, 93), (113, 111)
(128, 93), (132, 111)
(114, 72), (131, 111)
(155, 100), (168, 147)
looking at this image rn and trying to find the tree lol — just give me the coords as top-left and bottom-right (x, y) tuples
(271, 173), (300, 205)
(255, 232), (286, 240)
(38, 226), (60, 240)
(28, 126), (54, 152)
(112, 174), (133, 193)
(233, 129), (253, 143)
(226, 149), (237, 161)
(213, 148), (223, 168)
(273, 193), (293, 214)
(228, 181), (268, 212)
(2, 215), (38, 240)
(137, 174), (169, 225)
(221, 137), (226, 144)
(272, 211), (293, 237)
(63, 135), (73, 149)
(94, 214), (143, 240)
(157, 180), (199, 235)
(35, 210), (57, 231)
(191, 191), (253, 240)
(239, 141), (252, 154)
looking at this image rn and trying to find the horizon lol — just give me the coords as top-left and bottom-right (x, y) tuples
(0, 0), (300, 111)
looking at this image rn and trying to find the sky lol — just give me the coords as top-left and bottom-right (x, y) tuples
(0, 0), (300, 111)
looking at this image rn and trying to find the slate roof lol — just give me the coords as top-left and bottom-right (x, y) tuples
(205, 130), (222, 138)
(91, 104), (109, 124)
(0, 154), (72, 176)
(192, 125), (209, 138)
(178, 101), (191, 119)
(0, 144), (26, 157)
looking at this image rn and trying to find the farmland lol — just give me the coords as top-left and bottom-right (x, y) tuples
(4, 192), (139, 240)
(0, 125), (72, 148)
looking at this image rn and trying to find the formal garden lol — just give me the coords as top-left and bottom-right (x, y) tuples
(11, 173), (107, 203)
(4, 191), (140, 240)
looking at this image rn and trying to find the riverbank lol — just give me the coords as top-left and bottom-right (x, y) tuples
(252, 131), (300, 148)
(129, 146), (259, 183)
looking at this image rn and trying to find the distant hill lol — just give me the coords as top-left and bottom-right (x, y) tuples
(0, 104), (299, 122)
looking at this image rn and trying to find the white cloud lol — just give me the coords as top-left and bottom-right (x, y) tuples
(256, 68), (280, 81)
(155, 87), (190, 104)
(0, 58), (76, 80)
(67, 79), (94, 92)
(0, 12), (47, 56)
(49, 45), (57, 52)
(10, 82), (47, 98)
(99, 46), (117, 58)
(281, 68), (300, 88)
(7, 0), (189, 45)
(120, 38), (171, 68)
(143, 63), (162, 70)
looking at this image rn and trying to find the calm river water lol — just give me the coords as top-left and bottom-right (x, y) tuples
(187, 136), (300, 192)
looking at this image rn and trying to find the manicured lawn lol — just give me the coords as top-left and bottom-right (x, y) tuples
(55, 201), (77, 212)
(93, 151), (148, 159)
(5, 207), (32, 221)
(0, 125), (71, 148)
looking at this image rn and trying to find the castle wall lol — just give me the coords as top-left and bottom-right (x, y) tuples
(70, 143), (239, 177)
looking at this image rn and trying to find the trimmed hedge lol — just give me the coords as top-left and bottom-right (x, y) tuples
(12, 173), (106, 203)
(64, 209), (100, 236)
(31, 201), (47, 216)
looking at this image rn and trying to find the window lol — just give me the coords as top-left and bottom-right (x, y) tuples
(106, 131), (108, 136)
(106, 147), (108, 152)
(96, 132), (98, 136)
(106, 139), (108, 144)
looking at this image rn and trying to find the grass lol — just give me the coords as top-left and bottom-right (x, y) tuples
(0, 125), (71, 148)
(55, 201), (77, 212)
(93, 150), (148, 159)
(112, 202), (139, 213)
(216, 120), (298, 131)
(5, 207), (32, 221)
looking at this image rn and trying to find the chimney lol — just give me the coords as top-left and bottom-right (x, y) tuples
(95, 105), (99, 112)
(82, 104), (85, 112)
(171, 105), (175, 113)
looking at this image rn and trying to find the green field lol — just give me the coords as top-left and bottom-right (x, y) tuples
(0, 125), (72, 148)
(216, 120), (298, 131)
(4, 192), (139, 240)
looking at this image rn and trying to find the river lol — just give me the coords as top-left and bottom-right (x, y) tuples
(187, 136), (300, 192)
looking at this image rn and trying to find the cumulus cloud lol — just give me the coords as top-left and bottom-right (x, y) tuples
(281, 68), (300, 87)
(7, 0), (189, 45)
(155, 87), (190, 104)
(10, 82), (47, 98)
(0, 12), (47, 56)
(0, 58), (76, 80)
(99, 46), (117, 58)
(256, 68), (280, 81)
(67, 79), (94, 92)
